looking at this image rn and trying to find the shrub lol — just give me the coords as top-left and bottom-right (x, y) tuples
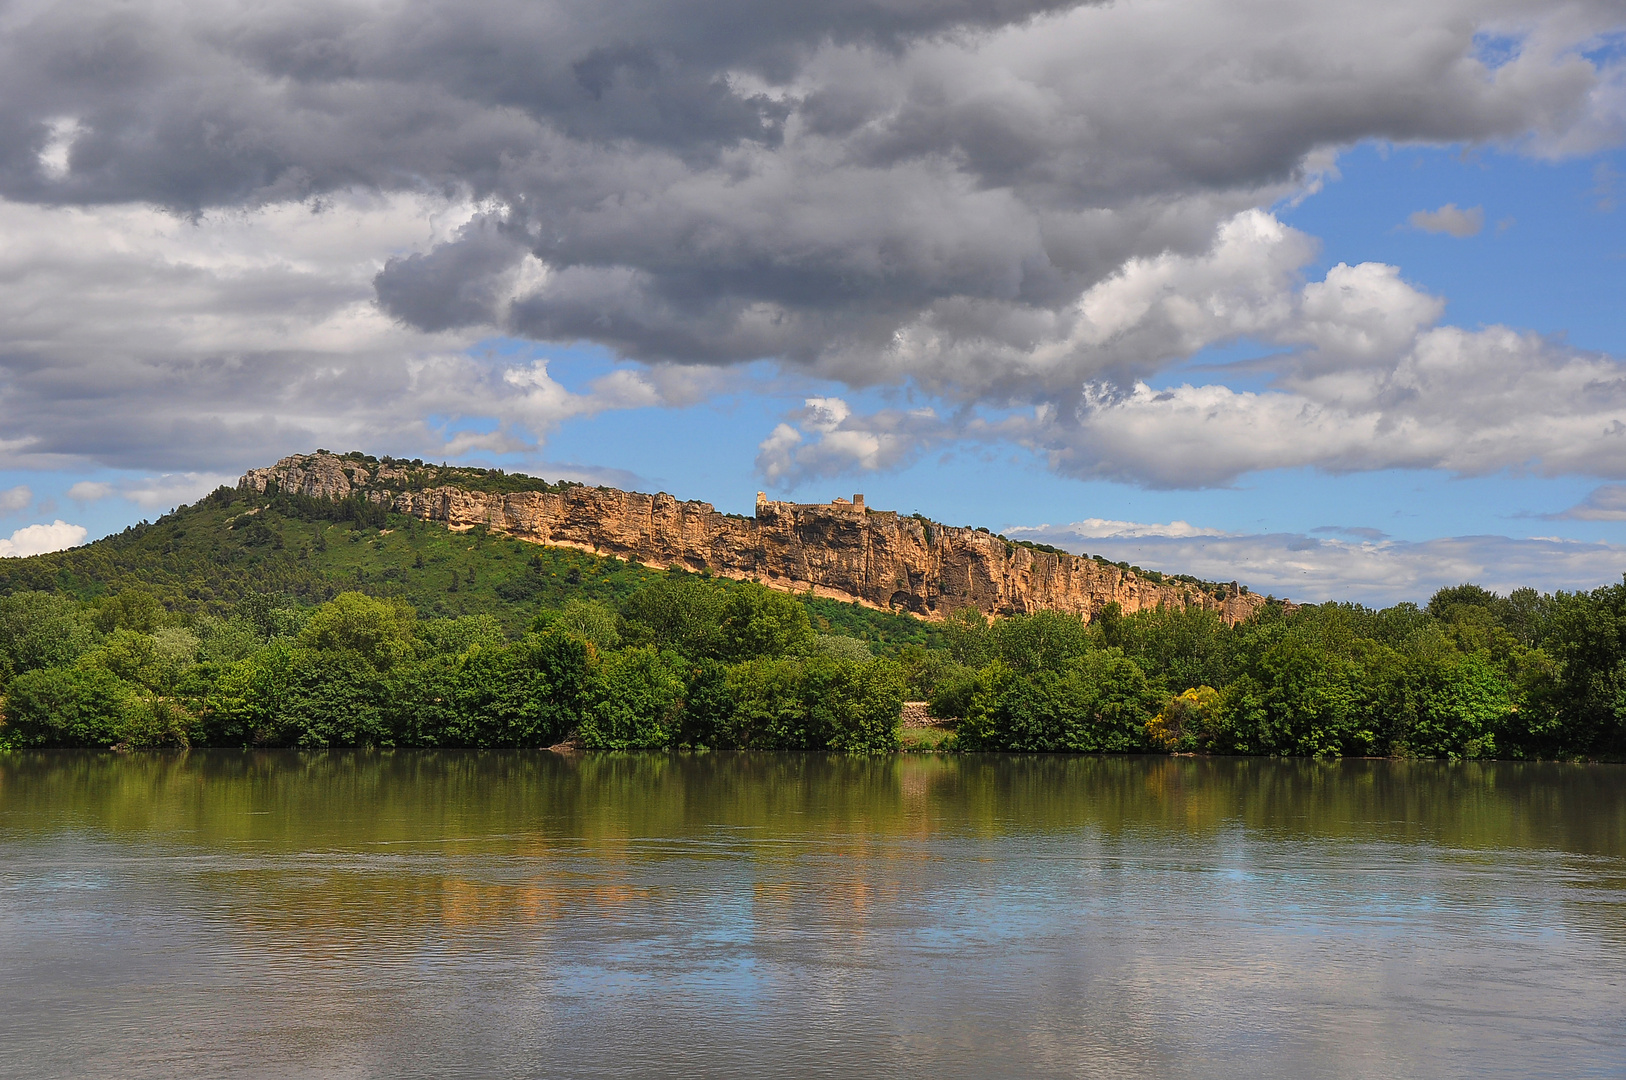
(956, 650), (1157, 752)
(3, 666), (136, 748)
(1146, 685), (1221, 751)
(578, 647), (687, 750)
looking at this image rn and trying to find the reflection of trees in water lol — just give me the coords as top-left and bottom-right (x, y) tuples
(5, 751), (1626, 856)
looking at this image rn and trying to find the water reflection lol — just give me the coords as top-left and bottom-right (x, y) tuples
(1, 751), (1623, 1079)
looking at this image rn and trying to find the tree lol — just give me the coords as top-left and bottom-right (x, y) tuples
(956, 650), (1155, 752)
(578, 647), (687, 749)
(619, 575), (724, 657)
(3, 665), (135, 748)
(0, 591), (96, 678)
(714, 583), (812, 662)
(990, 610), (1091, 674)
(552, 599), (621, 651)
(91, 589), (168, 634)
(298, 592), (418, 670)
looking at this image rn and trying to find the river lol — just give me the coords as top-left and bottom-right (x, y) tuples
(1, 751), (1623, 1078)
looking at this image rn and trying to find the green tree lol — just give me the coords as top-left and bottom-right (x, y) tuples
(298, 592), (418, 670)
(990, 610), (1091, 674)
(957, 650), (1155, 753)
(0, 591), (96, 678)
(91, 589), (169, 634)
(578, 647), (687, 749)
(1112, 605), (1230, 692)
(3, 666), (135, 748)
(715, 583), (813, 662)
(418, 614), (506, 655)
(551, 599), (621, 651)
(619, 575), (725, 657)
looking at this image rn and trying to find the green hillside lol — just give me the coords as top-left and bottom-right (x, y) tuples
(0, 468), (1622, 761)
(0, 484), (936, 648)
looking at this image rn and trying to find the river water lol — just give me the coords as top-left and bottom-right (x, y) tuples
(1, 752), (1623, 1079)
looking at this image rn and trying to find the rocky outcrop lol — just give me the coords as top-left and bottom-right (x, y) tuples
(240, 451), (1283, 624)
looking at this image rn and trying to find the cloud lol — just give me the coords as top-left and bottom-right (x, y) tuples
(0, 0), (1616, 489)
(755, 396), (947, 486)
(1408, 202), (1486, 236)
(67, 481), (114, 503)
(766, 209), (1626, 489)
(0, 485), (31, 512)
(0, 520), (87, 558)
(1552, 483), (1626, 520)
(1012, 519), (1226, 540)
(0, 193), (688, 476)
(1006, 519), (1626, 605)
(120, 473), (241, 511)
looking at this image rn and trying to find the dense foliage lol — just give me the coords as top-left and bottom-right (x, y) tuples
(0, 578), (905, 752)
(920, 586), (1626, 760)
(0, 485), (1624, 759)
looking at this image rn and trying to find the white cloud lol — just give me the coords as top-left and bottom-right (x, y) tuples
(35, 118), (79, 181)
(0, 520), (86, 558)
(1007, 520), (1626, 605)
(0, 485), (31, 512)
(755, 397), (946, 487)
(0, 191), (685, 476)
(120, 473), (239, 511)
(1408, 203), (1486, 237)
(769, 208), (1626, 490)
(66, 481), (113, 503)
(1009, 519), (1226, 540)
(1553, 483), (1626, 520)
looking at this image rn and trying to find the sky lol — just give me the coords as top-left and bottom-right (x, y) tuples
(0, 0), (1622, 605)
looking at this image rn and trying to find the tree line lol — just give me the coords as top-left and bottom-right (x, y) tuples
(0, 578), (903, 752)
(1, 569), (1624, 759)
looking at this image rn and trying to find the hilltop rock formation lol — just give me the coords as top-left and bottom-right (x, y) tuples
(240, 451), (1281, 624)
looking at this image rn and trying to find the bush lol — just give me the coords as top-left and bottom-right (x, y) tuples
(3, 666), (136, 748)
(956, 650), (1157, 752)
(578, 647), (687, 749)
(1146, 685), (1221, 751)
(0, 591), (96, 678)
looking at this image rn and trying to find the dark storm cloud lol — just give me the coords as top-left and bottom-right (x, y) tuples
(0, 0), (1083, 208)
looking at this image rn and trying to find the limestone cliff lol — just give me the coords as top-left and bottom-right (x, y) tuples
(240, 451), (1282, 624)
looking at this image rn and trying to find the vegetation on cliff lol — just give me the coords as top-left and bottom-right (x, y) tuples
(0, 480), (1622, 759)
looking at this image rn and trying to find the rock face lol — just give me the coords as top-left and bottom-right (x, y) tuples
(240, 451), (1282, 624)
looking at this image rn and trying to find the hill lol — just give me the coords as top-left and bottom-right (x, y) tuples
(0, 450), (1620, 762)
(0, 477), (937, 649)
(239, 450), (1281, 624)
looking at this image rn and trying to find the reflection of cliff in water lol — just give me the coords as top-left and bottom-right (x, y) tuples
(241, 450), (1279, 623)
